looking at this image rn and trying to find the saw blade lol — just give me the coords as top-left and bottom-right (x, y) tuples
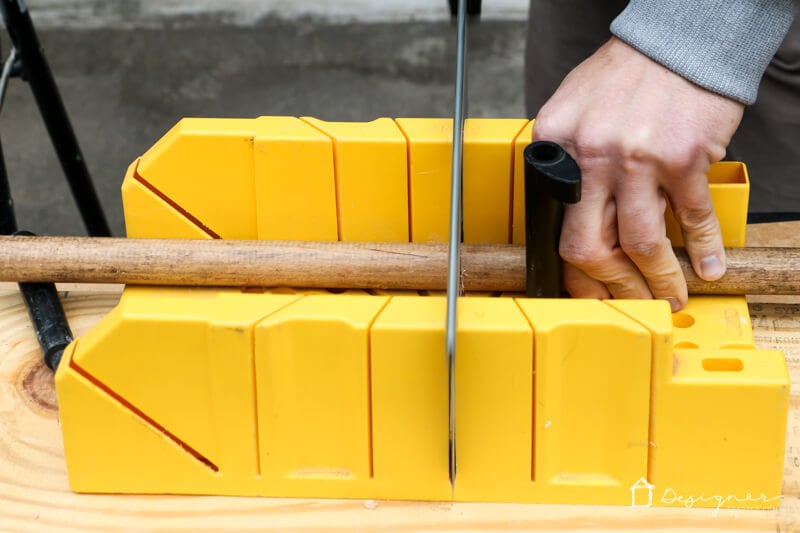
(446, 0), (468, 490)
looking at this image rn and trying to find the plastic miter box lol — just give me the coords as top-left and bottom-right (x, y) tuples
(55, 117), (788, 508)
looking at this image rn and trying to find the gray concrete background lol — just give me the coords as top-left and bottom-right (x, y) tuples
(11, 0), (529, 27)
(1, 8), (526, 236)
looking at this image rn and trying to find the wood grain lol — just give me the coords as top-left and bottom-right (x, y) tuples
(1, 236), (798, 295)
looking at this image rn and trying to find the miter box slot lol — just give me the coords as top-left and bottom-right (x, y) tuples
(131, 163), (221, 239)
(68, 355), (219, 473)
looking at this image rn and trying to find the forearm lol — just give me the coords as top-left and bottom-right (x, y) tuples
(610, 0), (799, 104)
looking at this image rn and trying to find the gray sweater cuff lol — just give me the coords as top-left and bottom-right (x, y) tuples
(610, 0), (798, 104)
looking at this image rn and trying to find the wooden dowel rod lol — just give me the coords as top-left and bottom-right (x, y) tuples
(0, 236), (798, 295)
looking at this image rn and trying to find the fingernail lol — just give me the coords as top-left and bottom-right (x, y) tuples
(663, 297), (681, 313)
(700, 255), (725, 280)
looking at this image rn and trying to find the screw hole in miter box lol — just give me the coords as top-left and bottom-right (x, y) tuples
(674, 341), (699, 349)
(671, 312), (695, 328)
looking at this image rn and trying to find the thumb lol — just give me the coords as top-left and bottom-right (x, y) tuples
(668, 183), (726, 282)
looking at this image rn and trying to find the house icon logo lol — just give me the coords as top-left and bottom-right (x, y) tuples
(630, 477), (655, 507)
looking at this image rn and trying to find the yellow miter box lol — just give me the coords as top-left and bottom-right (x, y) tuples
(120, 116), (749, 245)
(57, 291), (788, 506)
(55, 117), (787, 509)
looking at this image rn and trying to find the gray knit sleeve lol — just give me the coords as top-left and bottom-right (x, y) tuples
(610, 0), (798, 104)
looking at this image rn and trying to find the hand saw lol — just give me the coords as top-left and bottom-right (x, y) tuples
(445, 0), (473, 489)
(445, 0), (582, 490)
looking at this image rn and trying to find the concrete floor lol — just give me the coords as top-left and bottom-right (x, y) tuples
(0, 17), (526, 236)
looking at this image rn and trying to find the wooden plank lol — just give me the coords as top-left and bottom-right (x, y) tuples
(1, 222), (799, 531)
(746, 220), (799, 248)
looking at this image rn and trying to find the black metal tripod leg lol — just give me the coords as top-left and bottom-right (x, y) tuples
(1, 0), (111, 236)
(0, 137), (17, 234)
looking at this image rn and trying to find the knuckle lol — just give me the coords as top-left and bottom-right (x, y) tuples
(704, 142), (726, 163)
(665, 153), (696, 175)
(617, 137), (712, 178)
(573, 126), (616, 160)
(532, 125), (565, 145)
(663, 142), (701, 168)
(615, 124), (664, 163)
(661, 141), (721, 176)
(673, 204), (718, 233)
(559, 241), (610, 269)
(644, 264), (684, 292)
(620, 237), (668, 260)
(531, 119), (553, 140)
(618, 138), (655, 167)
(532, 110), (567, 142)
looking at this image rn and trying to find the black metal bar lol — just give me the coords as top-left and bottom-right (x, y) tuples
(523, 141), (582, 298)
(0, 137), (17, 234)
(0, 0), (110, 236)
(16, 276), (74, 370)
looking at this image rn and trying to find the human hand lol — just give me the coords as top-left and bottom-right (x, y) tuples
(532, 37), (745, 311)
